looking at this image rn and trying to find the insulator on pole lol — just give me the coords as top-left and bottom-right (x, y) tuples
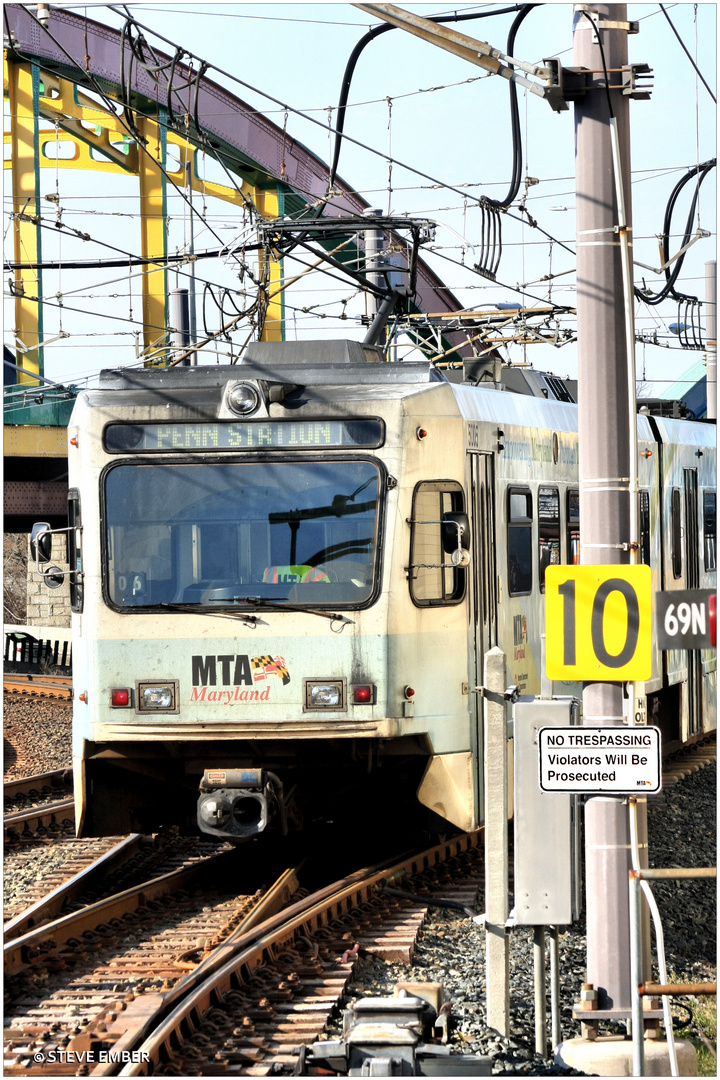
(170, 288), (193, 365)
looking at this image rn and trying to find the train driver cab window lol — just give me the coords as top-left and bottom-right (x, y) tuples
(704, 490), (716, 571)
(409, 481), (466, 606)
(103, 459), (381, 611)
(639, 490), (651, 566)
(538, 487), (560, 591)
(507, 487), (532, 596)
(567, 488), (580, 565)
(672, 487), (682, 578)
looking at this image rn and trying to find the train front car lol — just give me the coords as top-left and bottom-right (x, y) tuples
(68, 342), (478, 839)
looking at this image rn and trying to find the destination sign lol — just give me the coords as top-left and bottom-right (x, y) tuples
(104, 419), (384, 453)
(538, 725), (661, 793)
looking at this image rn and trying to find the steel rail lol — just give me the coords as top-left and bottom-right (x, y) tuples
(3, 768), (71, 800)
(4, 797), (75, 840)
(87, 865), (304, 1073)
(4, 833), (142, 941)
(116, 831), (481, 1076)
(4, 846), (242, 975)
(4, 673), (73, 698)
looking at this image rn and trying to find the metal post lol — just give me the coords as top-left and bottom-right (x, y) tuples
(705, 261), (716, 420)
(363, 208), (385, 321)
(549, 926), (561, 1050)
(170, 289), (191, 364)
(534, 926), (547, 1057)
(484, 646), (510, 1035)
(629, 871), (645, 1075)
(185, 161), (198, 351)
(573, 3), (635, 1018)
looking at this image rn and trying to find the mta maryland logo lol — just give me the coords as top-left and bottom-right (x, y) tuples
(251, 655), (291, 685)
(190, 652), (291, 704)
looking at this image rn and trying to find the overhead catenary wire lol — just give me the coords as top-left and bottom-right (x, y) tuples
(3, 4), (261, 286)
(7, 0), (581, 362)
(100, 1), (570, 225)
(1, 0), (608, 322)
(658, 4), (716, 104)
(4, 4), (714, 383)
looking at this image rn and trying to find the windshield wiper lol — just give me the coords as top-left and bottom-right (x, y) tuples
(152, 602), (265, 628)
(217, 596), (355, 629)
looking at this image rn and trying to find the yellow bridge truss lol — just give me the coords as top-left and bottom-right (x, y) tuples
(4, 55), (283, 383)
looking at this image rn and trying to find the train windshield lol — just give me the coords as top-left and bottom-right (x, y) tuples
(103, 459), (381, 609)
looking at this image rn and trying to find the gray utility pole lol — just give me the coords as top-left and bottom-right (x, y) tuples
(706, 261), (716, 420)
(573, 3), (647, 1025)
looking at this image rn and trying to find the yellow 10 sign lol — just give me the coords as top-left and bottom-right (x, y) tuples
(545, 565), (652, 681)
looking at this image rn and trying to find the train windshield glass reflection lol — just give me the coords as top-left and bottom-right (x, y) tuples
(104, 459), (380, 609)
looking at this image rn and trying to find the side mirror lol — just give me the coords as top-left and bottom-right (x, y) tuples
(31, 522), (53, 564)
(441, 512), (471, 555)
(43, 566), (65, 589)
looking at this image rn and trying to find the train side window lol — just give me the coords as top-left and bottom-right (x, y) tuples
(567, 488), (580, 565)
(704, 490), (716, 571)
(639, 490), (651, 566)
(409, 481), (466, 606)
(538, 487), (560, 591)
(671, 487), (682, 578)
(507, 487), (532, 596)
(68, 488), (83, 613)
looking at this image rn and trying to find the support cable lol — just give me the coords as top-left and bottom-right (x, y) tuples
(658, 4), (716, 104)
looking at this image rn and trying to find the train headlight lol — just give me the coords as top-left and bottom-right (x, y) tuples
(198, 795), (232, 829)
(136, 680), (178, 712)
(304, 678), (346, 711)
(227, 381), (260, 416)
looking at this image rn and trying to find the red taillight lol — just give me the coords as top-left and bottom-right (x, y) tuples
(404, 686), (415, 699)
(352, 685), (373, 704)
(111, 688), (130, 707)
(710, 593), (716, 649)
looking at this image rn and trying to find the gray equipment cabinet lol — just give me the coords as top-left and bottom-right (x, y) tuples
(512, 697), (581, 926)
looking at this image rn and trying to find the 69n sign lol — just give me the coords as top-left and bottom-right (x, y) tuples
(545, 565), (652, 681)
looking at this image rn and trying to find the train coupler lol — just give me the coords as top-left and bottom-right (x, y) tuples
(197, 768), (287, 839)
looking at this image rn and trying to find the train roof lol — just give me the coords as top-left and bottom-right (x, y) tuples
(646, 413), (716, 450)
(450, 381), (579, 433)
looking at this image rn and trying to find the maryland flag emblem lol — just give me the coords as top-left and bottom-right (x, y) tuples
(251, 655), (291, 685)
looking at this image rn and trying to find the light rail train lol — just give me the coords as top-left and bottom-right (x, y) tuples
(32, 341), (716, 838)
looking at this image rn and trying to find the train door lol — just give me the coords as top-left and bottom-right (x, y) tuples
(469, 452), (497, 817)
(683, 469), (702, 735)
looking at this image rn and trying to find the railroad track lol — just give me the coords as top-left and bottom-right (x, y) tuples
(4, 673), (73, 699)
(3, 832), (483, 1077)
(660, 733), (717, 788)
(4, 797), (76, 843)
(4, 836), (134, 928)
(4, 847), (303, 1077)
(114, 834), (484, 1076)
(4, 769), (75, 842)
(4, 768), (73, 803)
(4, 834), (237, 938)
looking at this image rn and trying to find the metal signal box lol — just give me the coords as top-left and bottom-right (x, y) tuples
(512, 697), (581, 926)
